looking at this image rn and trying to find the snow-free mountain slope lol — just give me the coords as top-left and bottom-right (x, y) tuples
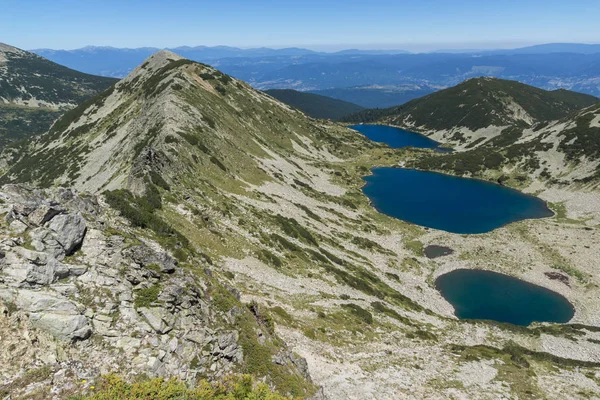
(0, 43), (117, 147)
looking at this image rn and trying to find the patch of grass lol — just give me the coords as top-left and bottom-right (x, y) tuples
(144, 263), (161, 274)
(237, 306), (316, 397)
(551, 264), (587, 283)
(352, 236), (393, 255)
(371, 301), (414, 326)
(133, 284), (161, 309)
(406, 329), (438, 341)
(404, 240), (424, 256)
(211, 286), (238, 313)
(341, 303), (373, 324)
(71, 373), (290, 399)
(149, 171), (170, 191)
(294, 203), (322, 222)
(103, 189), (190, 251)
(274, 215), (318, 246)
(257, 249), (283, 268)
(270, 306), (294, 324)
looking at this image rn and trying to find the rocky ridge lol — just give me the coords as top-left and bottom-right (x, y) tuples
(0, 185), (316, 398)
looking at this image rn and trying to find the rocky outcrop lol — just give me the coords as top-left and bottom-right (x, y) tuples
(0, 184), (316, 398)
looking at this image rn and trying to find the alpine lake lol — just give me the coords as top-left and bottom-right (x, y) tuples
(351, 124), (573, 326)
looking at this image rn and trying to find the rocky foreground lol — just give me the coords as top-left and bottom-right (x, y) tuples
(0, 185), (317, 398)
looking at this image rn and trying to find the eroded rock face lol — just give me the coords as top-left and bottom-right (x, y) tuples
(0, 184), (315, 398)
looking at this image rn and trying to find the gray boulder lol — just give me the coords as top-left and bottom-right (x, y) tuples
(124, 245), (176, 274)
(28, 205), (64, 226)
(47, 213), (87, 255)
(29, 313), (92, 341)
(0, 288), (92, 341)
(1, 248), (71, 286)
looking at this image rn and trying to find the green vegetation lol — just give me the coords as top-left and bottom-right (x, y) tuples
(256, 249), (283, 268)
(351, 236), (393, 255)
(103, 188), (190, 254)
(274, 215), (318, 246)
(371, 301), (414, 326)
(211, 286), (239, 312)
(0, 48), (116, 106)
(70, 374), (291, 399)
(558, 105), (600, 164)
(237, 304), (317, 397)
(149, 171), (171, 191)
(265, 89), (364, 120)
(451, 342), (600, 369)
(410, 126), (551, 178)
(0, 105), (62, 149)
(341, 303), (373, 324)
(342, 77), (598, 130)
(134, 284), (161, 309)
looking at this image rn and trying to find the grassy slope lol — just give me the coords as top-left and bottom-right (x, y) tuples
(0, 43), (117, 148)
(409, 102), (600, 186)
(342, 77), (599, 130)
(0, 45), (117, 105)
(0, 105), (62, 148)
(265, 88), (364, 120)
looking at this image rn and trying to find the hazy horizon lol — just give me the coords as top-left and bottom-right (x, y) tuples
(24, 41), (600, 54)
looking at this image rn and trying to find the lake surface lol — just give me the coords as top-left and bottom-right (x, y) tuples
(350, 124), (443, 149)
(362, 168), (553, 234)
(424, 245), (454, 259)
(436, 269), (574, 326)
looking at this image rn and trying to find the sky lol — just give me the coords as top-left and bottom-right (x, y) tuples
(1, 0), (599, 51)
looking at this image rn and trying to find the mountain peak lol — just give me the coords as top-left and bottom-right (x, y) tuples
(0, 51), (335, 192)
(0, 42), (24, 57)
(140, 49), (184, 70)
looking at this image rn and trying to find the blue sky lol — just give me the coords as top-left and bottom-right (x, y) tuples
(1, 0), (599, 51)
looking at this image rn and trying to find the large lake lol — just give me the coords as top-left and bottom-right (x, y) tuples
(362, 168), (553, 234)
(350, 124), (443, 149)
(436, 269), (574, 325)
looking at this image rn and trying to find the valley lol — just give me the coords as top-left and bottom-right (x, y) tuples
(0, 47), (599, 400)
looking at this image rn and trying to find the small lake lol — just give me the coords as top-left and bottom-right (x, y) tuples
(362, 168), (553, 234)
(436, 269), (574, 326)
(350, 124), (444, 150)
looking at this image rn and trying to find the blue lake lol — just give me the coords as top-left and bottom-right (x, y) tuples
(362, 168), (553, 234)
(436, 269), (574, 326)
(350, 124), (444, 150)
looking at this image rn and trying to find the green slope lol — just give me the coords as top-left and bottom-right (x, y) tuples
(410, 102), (600, 186)
(0, 42), (117, 147)
(265, 89), (364, 120)
(342, 77), (599, 130)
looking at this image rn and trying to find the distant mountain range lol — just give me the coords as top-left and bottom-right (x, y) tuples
(30, 43), (600, 107)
